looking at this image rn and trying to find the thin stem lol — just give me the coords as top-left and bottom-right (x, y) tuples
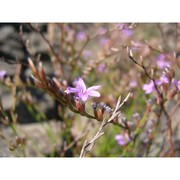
(128, 47), (175, 156)
(80, 93), (131, 157)
(161, 104), (175, 156)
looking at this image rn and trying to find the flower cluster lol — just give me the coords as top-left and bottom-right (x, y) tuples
(143, 73), (180, 94)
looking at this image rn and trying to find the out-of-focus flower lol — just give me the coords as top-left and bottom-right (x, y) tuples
(82, 50), (92, 58)
(115, 133), (131, 146)
(142, 72), (180, 95)
(177, 80), (180, 91)
(156, 74), (169, 86)
(130, 41), (150, 57)
(156, 54), (170, 69)
(171, 79), (180, 91)
(0, 70), (6, 80)
(65, 77), (101, 102)
(117, 23), (134, 37)
(117, 23), (125, 29)
(99, 37), (109, 46)
(142, 72), (179, 95)
(143, 80), (156, 94)
(76, 31), (87, 41)
(97, 63), (106, 73)
(122, 29), (134, 37)
(129, 80), (138, 88)
(98, 27), (107, 35)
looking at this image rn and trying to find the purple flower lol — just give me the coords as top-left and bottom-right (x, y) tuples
(117, 23), (134, 37)
(76, 31), (87, 41)
(0, 70), (6, 80)
(122, 29), (134, 37)
(156, 74), (169, 86)
(82, 50), (92, 58)
(115, 133), (131, 146)
(143, 80), (156, 94)
(156, 54), (170, 69)
(117, 23), (126, 29)
(65, 78), (101, 102)
(129, 80), (138, 88)
(99, 37), (109, 46)
(177, 80), (180, 91)
(171, 79), (180, 91)
(97, 63), (106, 73)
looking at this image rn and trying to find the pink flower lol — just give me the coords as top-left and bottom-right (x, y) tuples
(65, 78), (101, 102)
(156, 55), (170, 69)
(115, 133), (131, 146)
(97, 63), (106, 73)
(143, 80), (155, 94)
(99, 37), (109, 46)
(82, 50), (92, 58)
(156, 74), (169, 86)
(117, 23), (134, 37)
(0, 70), (6, 80)
(129, 80), (138, 88)
(122, 29), (134, 37)
(76, 31), (87, 41)
(177, 80), (180, 91)
(117, 23), (126, 29)
(171, 79), (180, 91)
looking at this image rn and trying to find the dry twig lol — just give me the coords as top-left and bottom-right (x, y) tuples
(80, 93), (131, 157)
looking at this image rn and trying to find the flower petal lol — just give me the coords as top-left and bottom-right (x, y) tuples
(87, 85), (101, 91)
(65, 87), (80, 94)
(86, 85), (101, 97)
(115, 135), (126, 146)
(177, 80), (180, 91)
(87, 90), (100, 97)
(155, 79), (162, 86)
(117, 140), (126, 146)
(74, 78), (86, 91)
(77, 92), (89, 102)
(115, 135), (124, 141)
(0, 70), (6, 79)
(142, 80), (155, 94)
(115, 134), (131, 146)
